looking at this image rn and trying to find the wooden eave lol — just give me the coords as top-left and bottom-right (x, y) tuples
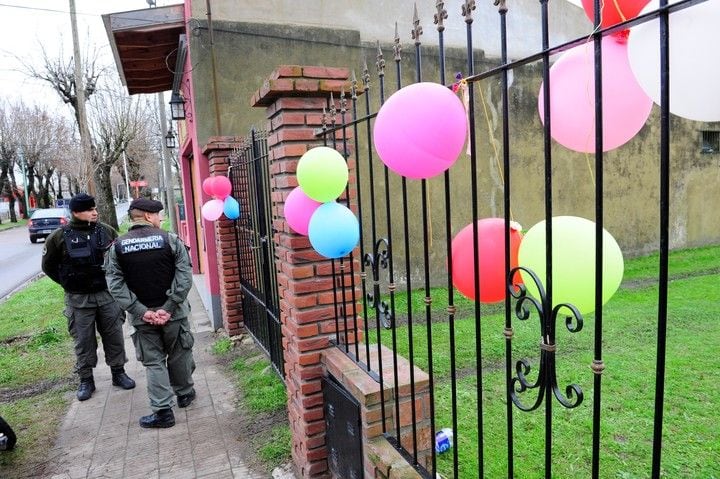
(102, 4), (184, 95)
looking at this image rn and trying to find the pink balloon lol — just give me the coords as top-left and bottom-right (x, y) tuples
(212, 176), (232, 199)
(201, 199), (224, 221)
(538, 36), (653, 153)
(202, 177), (216, 197)
(373, 82), (467, 179)
(284, 186), (322, 235)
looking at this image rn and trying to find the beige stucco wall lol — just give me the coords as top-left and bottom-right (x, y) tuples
(185, 6), (719, 285)
(193, 0), (590, 58)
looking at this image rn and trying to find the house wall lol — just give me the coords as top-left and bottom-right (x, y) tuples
(184, 6), (720, 288)
(192, 0), (591, 58)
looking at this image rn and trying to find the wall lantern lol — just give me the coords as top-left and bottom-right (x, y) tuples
(169, 92), (186, 120)
(165, 127), (177, 149)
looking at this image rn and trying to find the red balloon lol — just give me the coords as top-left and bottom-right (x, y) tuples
(212, 176), (232, 200)
(450, 218), (523, 303)
(580, 0), (649, 28)
(202, 177), (216, 197)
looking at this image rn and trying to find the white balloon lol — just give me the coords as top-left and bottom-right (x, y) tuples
(628, 0), (720, 122)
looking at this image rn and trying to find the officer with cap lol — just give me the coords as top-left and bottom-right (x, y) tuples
(41, 193), (135, 401)
(105, 197), (196, 428)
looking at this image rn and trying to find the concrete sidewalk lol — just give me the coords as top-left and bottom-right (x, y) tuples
(43, 287), (267, 479)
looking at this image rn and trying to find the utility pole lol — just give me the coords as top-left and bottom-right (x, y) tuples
(157, 92), (178, 234)
(68, 0), (94, 194)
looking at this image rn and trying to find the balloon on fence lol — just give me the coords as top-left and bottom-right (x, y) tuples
(223, 196), (240, 220)
(296, 147), (349, 202)
(308, 202), (359, 259)
(518, 216), (624, 315)
(201, 199), (224, 221)
(580, 0), (649, 29)
(284, 186), (322, 235)
(628, 0), (720, 122)
(450, 218), (524, 303)
(212, 176), (232, 200)
(538, 36), (653, 153)
(373, 82), (467, 179)
(202, 177), (216, 197)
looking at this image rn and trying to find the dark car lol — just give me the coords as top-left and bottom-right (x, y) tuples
(28, 207), (70, 243)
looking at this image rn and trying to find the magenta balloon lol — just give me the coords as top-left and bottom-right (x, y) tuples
(284, 186), (322, 235)
(373, 82), (467, 179)
(201, 199), (224, 221)
(212, 176), (232, 199)
(538, 36), (653, 153)
(202, 177), (216, 197)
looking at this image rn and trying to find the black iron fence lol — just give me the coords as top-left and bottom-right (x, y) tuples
(228, 130), (284, 378)
(318, 0), (711, 477)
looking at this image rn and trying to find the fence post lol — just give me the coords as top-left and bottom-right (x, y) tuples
(203, 137), (245, 335)
(251, 65), (358, 478)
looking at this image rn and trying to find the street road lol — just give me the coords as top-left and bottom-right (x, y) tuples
(0, 201), (129, 301)
(0, 226), (43, 300)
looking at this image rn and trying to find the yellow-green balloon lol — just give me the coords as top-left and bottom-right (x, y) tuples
(518, 216), (624, 315)
(297, 146), (349, 202)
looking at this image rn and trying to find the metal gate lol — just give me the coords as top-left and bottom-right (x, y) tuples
(316, 0), (716, 478)
(229, 129), (284, 378)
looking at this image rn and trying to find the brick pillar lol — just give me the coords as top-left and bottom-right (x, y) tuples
(203, 137), (245, 335)
(251, 65), (360, 478)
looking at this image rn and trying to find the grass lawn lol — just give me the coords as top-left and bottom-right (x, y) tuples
(373, 244), (720, 478)
(0, 278), (73, 477)
(0, 219), (26, 232)
(212, 336), (291, 471)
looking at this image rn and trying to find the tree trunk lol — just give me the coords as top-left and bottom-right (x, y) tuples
(94, 164), (118, 230)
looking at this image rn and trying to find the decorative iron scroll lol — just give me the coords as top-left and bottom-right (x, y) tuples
(508, 266), (584, 411)
(364, 238), (393, 329)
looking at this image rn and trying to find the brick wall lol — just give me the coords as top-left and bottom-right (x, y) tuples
(203, 137), (245, 335)
(251, 65), (431, 478)
(252, 65), (361, 478)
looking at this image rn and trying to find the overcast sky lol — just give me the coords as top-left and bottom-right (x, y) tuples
(0, 0), (179, 115)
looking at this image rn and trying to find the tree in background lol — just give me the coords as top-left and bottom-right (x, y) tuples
(89, 80), (156, 229)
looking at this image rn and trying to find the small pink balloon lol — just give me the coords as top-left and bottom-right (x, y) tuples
(212, 176), (232, 199)
(373, 82), (467, 179)
(202, 177), (216, 197)
(538, 36), (653, 153)
(284, 186), (322, 235)
(201, 199), (224, 221)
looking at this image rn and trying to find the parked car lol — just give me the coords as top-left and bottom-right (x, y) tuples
(28, 207), (70, 243)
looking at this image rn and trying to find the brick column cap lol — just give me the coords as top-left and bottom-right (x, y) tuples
(252, 65), (365, 107)
(202, 136), (248, 155)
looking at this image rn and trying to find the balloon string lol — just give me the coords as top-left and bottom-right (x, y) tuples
(584, 152), (596, 188)
(476, 80), (516, 222)
(613, 0), (627, 22)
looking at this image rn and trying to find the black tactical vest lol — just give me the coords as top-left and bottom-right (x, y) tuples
(115, 226), (175, 308)
(58, 224), (113, 294)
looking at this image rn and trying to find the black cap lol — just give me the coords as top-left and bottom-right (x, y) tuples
(129, 198), (164, 213)
(69, 193), (96, 212)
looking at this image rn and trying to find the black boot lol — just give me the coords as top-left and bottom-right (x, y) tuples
(177, 389), (196, 408)
(139, 409), (175, 429)
(77, 377), (95, 401)
(111, 368), (136, 390)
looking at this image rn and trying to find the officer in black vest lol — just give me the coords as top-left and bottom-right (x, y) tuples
(41, 193), (135, 401)
(105, 198), (195, 428)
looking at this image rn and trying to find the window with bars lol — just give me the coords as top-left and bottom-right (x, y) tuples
(701, 130), (719, 154)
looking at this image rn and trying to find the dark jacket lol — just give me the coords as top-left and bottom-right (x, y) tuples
(42, 219), (118, 295)
(105, 221), (193, 325)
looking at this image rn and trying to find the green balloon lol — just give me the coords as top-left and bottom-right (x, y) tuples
(518, 216), (624, 315)
(296, 147), (349, 202)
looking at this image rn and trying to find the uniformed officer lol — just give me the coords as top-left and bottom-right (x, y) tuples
(41, 193), (135, 401)
(105, 197), (196, 429)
